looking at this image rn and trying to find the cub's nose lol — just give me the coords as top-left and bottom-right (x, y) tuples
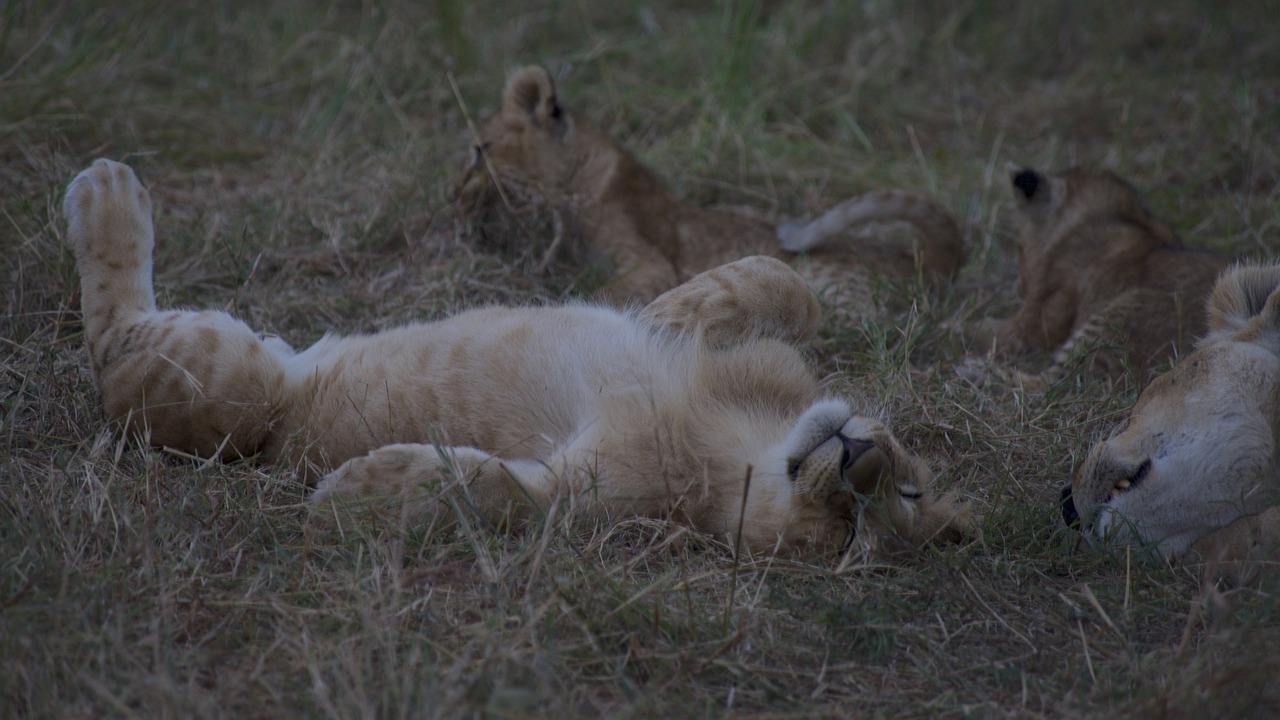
(838, 435), (876, 471)
(1059, 485), (1079, 528)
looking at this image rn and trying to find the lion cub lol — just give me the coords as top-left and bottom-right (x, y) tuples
(64, 159), (968, 558)
(459, 65), (966, 310)
(973, 166), (1230, 383)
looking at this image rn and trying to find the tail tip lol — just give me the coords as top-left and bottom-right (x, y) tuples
(776, 221), (809, 251)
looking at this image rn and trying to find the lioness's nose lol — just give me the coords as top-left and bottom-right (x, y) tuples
(1060, 485), (1080, 528)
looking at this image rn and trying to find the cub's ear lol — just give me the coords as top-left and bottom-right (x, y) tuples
(1008, 164), (1047, 203)
(503, 65), (564, 125)
(1203, 264), (1280, 340)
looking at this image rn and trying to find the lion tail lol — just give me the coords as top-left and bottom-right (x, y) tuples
(776, 189), (967, 285)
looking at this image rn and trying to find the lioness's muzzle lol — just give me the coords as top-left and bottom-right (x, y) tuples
(1059, 485), (1080, 528)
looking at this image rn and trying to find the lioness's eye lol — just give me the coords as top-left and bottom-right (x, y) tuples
(786, 457), (802, 481)
(899, 485), (922, 500)
(1128, 459), (1151, 487)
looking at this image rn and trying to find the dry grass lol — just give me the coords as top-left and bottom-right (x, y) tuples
(3, 0), (1280, 717)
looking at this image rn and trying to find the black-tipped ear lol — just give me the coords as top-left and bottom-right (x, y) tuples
(1012, 168), (1043, 201)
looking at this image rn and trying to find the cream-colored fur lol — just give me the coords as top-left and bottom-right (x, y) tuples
(1064, 265), (1280, 584)
(459, 65), (966, 309)
(972, 166), (1230, 383)
(64, 159), (968, 557)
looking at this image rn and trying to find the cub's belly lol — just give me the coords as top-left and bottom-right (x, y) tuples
(277, 305), (676, 466)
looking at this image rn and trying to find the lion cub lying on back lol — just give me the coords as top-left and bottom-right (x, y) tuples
(973, 166), (1230, 383)
(459, 65), (966, 309)
(64, 159), (968, 558)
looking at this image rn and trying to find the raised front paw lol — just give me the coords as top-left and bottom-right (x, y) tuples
(63, 159), (155, 262)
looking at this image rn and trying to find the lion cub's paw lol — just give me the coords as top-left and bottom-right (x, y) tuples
(64, 159), (154, 256)
(310, 443), (469, 518)
(310, 444), (533, 531)
(955, 355), (1047, 391)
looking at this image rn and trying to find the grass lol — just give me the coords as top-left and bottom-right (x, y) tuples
(3, 0), (1280, 716)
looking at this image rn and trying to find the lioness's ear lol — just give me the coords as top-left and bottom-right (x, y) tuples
(1258, 279), (1280, 344)
(1204, 264), (1280, 338)
(503, 65), (562, 123)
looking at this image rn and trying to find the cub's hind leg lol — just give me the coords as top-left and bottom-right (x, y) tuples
(638, 256), (821, 348)
(311, 444), (560, 530)
(789, 245), (878, 320)
(1044, 288), (1185, 383)
(64, 159), (285, 459)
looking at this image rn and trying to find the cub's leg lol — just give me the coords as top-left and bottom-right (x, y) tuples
(789, 246), (877, 319)
(1042, 288), (1187, 382)
(638, 256), (821, 348)
(965, 315), (1037, 360)
(961, 287), (1177, 387)
(64, 159), (285, 459)
(311, 443), (559, 529)
(597, 240), (681, 305)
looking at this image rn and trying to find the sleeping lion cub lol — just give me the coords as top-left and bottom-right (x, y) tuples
(459, 65), (966, 309)
(64, 159), (968, 557)
(973, 166), (1230, 383)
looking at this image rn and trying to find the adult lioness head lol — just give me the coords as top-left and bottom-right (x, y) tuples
(1062, 265), (1280, 556)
